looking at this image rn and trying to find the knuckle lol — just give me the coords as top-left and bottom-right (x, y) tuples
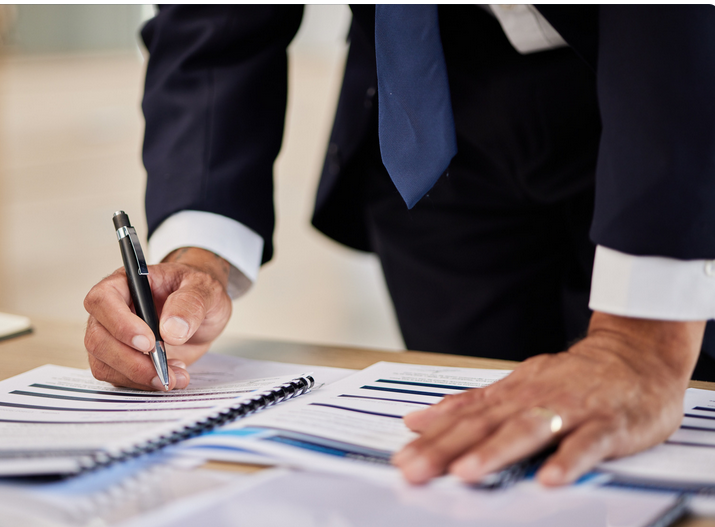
(420, 448), (449, 470)
(515, 414), (543, 435)
(84, 270), (126, 313)
(574, 428), (616, 460)
(125, 361), (148, 384)
(522, 353), (553, 370)
(88, 357), (112, 383)
(439, 393), (463, 407)
(441, 390), (480, 411)
(595, 431), (617, 455)
(190, 270), (226, 301)
(84, 319), (101, 353)
(176, 289), (208, 319)
(456, 414), (496, 438)
(608, 428), (635, 456)
(209, 275), (227, 298)
(83, 286), (103, 314)
(481, 385), (502, 402)
(603, 416), (630, 446)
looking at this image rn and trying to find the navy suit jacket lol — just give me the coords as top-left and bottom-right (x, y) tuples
(141, 5), (715, 265)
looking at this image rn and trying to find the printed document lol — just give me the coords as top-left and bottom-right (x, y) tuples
(183, 362), (715, 490)
(598, 387), (715, 486)
(118, 469), (685, 527)
(180, 362), (511, 479)
(0, 354), (350, 476)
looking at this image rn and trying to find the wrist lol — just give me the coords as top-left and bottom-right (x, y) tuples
(162, 247), (231, 290)
(578, 312), (705, 385)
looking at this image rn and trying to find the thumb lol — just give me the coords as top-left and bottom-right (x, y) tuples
(159, 274), (227, 345)
(161, 311), (193, 345)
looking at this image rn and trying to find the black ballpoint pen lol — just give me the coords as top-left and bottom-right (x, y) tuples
(112, 211), (170, 390)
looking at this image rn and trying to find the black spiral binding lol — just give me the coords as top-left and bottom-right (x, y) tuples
(80, 374), (315, 474)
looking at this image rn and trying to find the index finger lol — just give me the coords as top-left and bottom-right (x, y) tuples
(83, 268), (155, 353)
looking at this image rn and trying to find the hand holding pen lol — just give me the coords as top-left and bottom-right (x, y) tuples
(112, 211), (170, 390)
(83, 213), (233, 391)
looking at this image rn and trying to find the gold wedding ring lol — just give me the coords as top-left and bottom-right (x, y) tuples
(530, 406), (563, 434)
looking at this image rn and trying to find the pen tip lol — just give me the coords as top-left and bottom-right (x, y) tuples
(164, 384), (169, 392)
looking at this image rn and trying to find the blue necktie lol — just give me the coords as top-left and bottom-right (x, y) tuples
(375, 5), (458, 209)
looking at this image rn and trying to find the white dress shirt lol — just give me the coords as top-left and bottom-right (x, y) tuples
(148, 6), (715, 321)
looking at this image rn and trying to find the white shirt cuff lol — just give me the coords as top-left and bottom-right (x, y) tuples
(590, 245), (715, 321)
(489, 4), (567, 54)
(148, 210), (264, 297)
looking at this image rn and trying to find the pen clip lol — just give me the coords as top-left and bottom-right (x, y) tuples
(116, 226), (149, 276)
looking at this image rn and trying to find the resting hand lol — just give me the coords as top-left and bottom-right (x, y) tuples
(392, 312), (704, 486)
(84, 247), (234, 391)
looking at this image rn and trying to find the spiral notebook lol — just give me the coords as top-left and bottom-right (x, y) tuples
(0, 363), (316, 478)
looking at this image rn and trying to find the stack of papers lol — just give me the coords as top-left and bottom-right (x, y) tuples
(179, 362), (510, 481)
(0, 354), (712, 527)
(119, 469), (688, 527)
(599, 388), (715, 489)
(178, 361), (715, 492)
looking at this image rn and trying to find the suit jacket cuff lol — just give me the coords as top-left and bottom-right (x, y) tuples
(590, 245), (715, 321)
(148, 210), (263, 299)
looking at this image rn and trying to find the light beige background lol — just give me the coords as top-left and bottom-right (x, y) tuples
(0, 5), (404, 351)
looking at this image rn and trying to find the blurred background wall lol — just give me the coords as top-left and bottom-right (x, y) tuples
(0, 5), (404, 351)
(7, 5), (151, 53)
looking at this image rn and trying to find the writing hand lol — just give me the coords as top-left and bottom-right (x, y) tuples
(392, 312), (704, 486)
(84, 247), (234, 391)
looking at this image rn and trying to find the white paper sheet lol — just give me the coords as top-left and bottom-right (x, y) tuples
(116, 469), (683, 527)
(0, 355), (351, 476)
(180, 362), (511, 479)
(0, 454), (242, 527)
(182, 364), (715, 492)
(598, 388), (715, 486)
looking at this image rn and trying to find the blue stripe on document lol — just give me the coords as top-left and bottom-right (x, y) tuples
(684, 413), (715, 421)
(338, 394), (431, 406)
(360, 386), (447, 397)
(308, 403), (402, 419)
(207, 427), (265, 437)
(265, 436), (391, 465)
(375, 379), (471, 390)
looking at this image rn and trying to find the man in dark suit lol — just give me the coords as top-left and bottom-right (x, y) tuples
(84, 5), (715, 485)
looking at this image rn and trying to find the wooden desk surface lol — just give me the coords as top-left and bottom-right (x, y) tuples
(2, 319), (714, 527)
(3, 319), (713, 389)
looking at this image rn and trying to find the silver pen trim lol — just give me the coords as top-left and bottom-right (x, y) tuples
(116, 226), (149, 276)
(150, 341), (170, 390)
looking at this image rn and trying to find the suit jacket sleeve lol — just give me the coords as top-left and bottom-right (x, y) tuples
(589, 5), (715, 260)
(141, 5), (303, 264)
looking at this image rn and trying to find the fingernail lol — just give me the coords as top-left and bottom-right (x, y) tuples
(168, 360), (187, 369)
(404, 456), (433, 483)
(412, 408), (433, 419)
(539, 465), (563, 485)
(132, 335), (152, 352)
(451, 455), (481, 479)
(151, 376), (165, 391)
(392, 446), (417, 465)
(164, 317), (189, 340)
(173, 369), (189, 389)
